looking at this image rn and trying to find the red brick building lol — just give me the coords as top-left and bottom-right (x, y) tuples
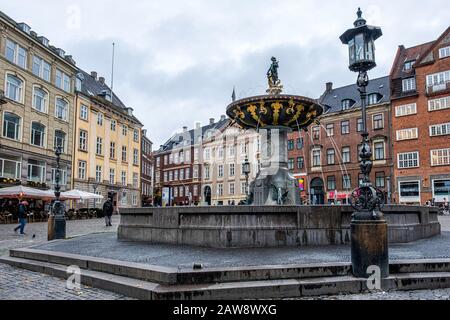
(288, 76), (392, 204)
(390, 27), (450, 205)
(141, 129), (153, 206)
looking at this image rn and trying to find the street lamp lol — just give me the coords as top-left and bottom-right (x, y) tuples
(340, 8), (388, 279)
(243, 156), (251, 197)
(92, 183), (99, 208)
(48, 146), (66, 240)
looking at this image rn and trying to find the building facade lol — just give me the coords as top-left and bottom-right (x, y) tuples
(288, 77), (393, 204)
(390, 27), (450, 205)
(0, 11), (77, 191)
(201, 121), (260, 205)
(73, 70), (143, 209)
(141, 129), (153, 206)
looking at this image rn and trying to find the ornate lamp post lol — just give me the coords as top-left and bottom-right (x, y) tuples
(340, 8), (388, 278)
(48, 146), (66, 240)
(243, 156), (251, 197)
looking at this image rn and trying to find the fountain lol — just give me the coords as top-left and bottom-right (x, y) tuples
(226, 57), (323, 205)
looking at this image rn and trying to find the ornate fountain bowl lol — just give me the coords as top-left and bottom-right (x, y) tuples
(226, 94), (324, 131)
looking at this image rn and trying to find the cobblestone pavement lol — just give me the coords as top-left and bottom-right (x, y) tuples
(296, 289), (450, 300)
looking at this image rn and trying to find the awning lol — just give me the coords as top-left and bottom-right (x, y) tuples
(0, 185), (55, 200)
(60, 190), (104, 200)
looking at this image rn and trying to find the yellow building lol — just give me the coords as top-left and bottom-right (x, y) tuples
(73, 70), (142, 209)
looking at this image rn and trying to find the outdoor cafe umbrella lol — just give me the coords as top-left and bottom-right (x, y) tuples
(0, 185), (56, 200)
(60, 190), (104, 200)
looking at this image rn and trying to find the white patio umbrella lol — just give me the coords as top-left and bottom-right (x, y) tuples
(61, 189), (104, 200)
(0, 185), (56, 200)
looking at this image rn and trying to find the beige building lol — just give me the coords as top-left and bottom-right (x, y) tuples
(0, 11), (76, 190)
(201, 120), (260, 205)
(73, 70), (143, 209)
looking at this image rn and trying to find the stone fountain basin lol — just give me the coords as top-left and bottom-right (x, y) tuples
(226, 94), (323, 130)
(118, 205), (441, 248)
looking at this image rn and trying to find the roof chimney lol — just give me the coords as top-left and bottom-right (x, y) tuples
(183, 126), (188, 132)
(91, 71), (97, 80)
(326, 82), (333, 92)
(98, 76), (105, 85)
(209, 118), (215, 125)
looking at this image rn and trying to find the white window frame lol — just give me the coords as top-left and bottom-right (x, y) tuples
(121, 171), (127, 186)
(97, 113), (103, 126)
(96, 137), (103, 155)
(133, 129), (139, 142)
(55, 69), (71, 93)
(51, 168), (67, 186)
(430, 122), (450, 137)
(32, 86), (49, 113)
(109, 168), (115, 185)
(80, 105), (88, 120)
(2, 111), (22, 141)
(110, 119), (116, 131)
(426, 70), (450, 87)
(54, 130), (66, 153)
(432, 179), (450, 203)
(27, 160), (46, 183)
(428, 96), (450, 112)
(439, 46), (450, 59)
(396, 128), (418, 141)
(430, 148), (450, 166)
(372, 113), (384, 129)
(395, 103), (417, 117)
(312, 148), (321, 167)
(5, 73), (24, 103)
(78, 161), (86, 180)
(402, 77), (416, 92)
(55, 97), (69, 122)
(79, 130), (88, 151)
(5, 39), (27, 68)
(0, 157), (21, 179)
(398, 180), (421, 203)
(32, 55), (51, 81)
(373, 140), (385, 161)
(397, 151), (419, 169)
(30, 122), (46, 148)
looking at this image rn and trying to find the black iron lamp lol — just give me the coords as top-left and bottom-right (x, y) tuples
(243, 156), (251, 196)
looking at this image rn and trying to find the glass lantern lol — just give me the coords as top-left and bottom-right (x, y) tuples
(243, 157), (251, 176)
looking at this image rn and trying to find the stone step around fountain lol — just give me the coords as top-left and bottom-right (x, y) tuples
(2, 253), (450, 300)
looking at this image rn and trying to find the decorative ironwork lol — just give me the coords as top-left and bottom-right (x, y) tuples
(350, 186), (385, 213)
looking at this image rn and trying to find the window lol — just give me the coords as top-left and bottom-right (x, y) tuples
(95, 165), (102, 183)
(110, 120), (116, 131)
(54, 130), (66, 152)
(368, 93), (381, 105)
(296, 138), (304, 149)
(0, 157), (21, 179)
(342, 147), (350, 163)
(185, 168), (190, 179)
(97, 113), (103, 126)
(398, 152), (419, 169)
(121, 171), (127, 186)
(326, 124), (334, 137)
(396, 103), (417, 117)
(372, 114), (383, 129)
(433, 180), (450, 202)
(396, 128), (418, 141)
(287, 140), (295, 150)
(312, 126), (320, 139)
(399, 181), (420, 202)
(229, 163), (235, 177)
(327, 149), (335, 165)
(163, 172), (168, 182)
(27, 159), (46, 183)
(55, 69), (71, 92)
(357, 118), (363, 132)
(121, 192), (127, 206)
(288, 158), (294, 170)
(428, 96), (450, 112)
(439, 46), (450, 59)
(403, 60), (415, 71)
(32, 55), (51, 81)
(374, 141), (384, 160)
(110, 142), (116, 159)
(179, 169), (184, 180)
(402, 77), (416, 92)
(342, 175), (351, 190)
(133, 149), (139, 165)
(327, 176), (336, 191)
(426, 70), (450, 87)
(5, 74), (23, 102)
(341, 99), (353, 110)
(204, 148), (211, 160)
(78, 161), (86, 179)
(132, 194), (138, 206)
(229, 183), (235, 196)
(193, 165), (199, 178)
(341, 121), (350, 134)
(312, 149), (321, 167)
(122, 125), (128, 136)
(228, 145), (235, 157)
(96, 137), (103, 155)
(80, 105), (88, 120)
(241, 182), (248, 195)
(3, 112), (21, 140)
(55, 98), (68, 121)
(375, 172), (385, 188)
(218, 165), (224, 178)
(79, 130), (87, 151)
(204, 165), (210, 180)
(31, 122), (46, 147)
(218, 184), (224, 196)
(297, 157), (304, 169)
(122, 146), (127, 162)
(133, 173), (139, 188)
(32, 87), (48, 113)
(430, 122), (450, 137)
(133, 129), (139, 142)
(109, 169), (115, 185)
(5, 39), (27, 68)
(431, 148), (450, 166)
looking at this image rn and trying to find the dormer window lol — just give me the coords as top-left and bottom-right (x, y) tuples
(17, 23), (31, 34)
(368, 93), (382, 105)
(341, 99), (355, 110)
(403, 60), (415, 71)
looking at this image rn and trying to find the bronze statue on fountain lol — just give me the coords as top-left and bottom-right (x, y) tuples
(226, 58), (324, 205)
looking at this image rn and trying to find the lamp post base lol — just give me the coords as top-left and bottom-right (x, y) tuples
(351, 216), (389, 278)
(48, 215), (66, 241)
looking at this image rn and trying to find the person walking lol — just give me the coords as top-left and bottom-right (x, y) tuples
(103, 198), (113, 227)
(14, 200), (28, 235)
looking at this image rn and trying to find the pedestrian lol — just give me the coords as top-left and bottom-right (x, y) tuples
(14, 200), (28, 235)
(103, 198), (113, 227)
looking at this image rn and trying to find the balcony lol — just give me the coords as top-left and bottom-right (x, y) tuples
(426, 81), (450, 97)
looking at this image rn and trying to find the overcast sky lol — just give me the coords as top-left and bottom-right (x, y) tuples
(1, 0), (449, 146)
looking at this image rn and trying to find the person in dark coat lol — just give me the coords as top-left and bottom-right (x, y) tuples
(14, 201), (28, 235)
(103, 198), (114, 227)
